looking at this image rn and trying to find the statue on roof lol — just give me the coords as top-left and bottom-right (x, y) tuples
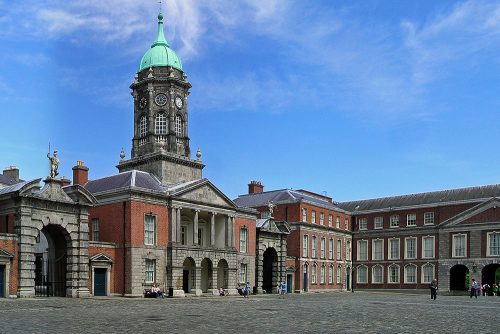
(47, 150), (60, 179)
(268, 201), (276, 219)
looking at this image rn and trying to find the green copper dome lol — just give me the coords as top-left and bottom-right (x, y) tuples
(139, 13), (183, 72)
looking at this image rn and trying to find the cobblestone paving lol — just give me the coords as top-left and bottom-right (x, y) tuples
(0, 292), (499, 334)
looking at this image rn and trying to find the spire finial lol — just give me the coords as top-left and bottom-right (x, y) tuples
(152, 0), (168, 47)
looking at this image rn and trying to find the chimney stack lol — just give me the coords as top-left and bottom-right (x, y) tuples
(248, 180), (264, 194)
(72, 160), (89, 185)
(3, 166), (19, 182)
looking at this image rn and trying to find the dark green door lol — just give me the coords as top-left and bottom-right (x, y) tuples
(0, 265), (5, 298)
(94, 268), (107, 296)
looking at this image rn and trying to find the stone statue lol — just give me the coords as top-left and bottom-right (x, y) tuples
(268, 201), (276, 218)
(47, 150), (60, 179)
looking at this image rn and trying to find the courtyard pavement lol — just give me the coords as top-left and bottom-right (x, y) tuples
(0, 291), (498, 333)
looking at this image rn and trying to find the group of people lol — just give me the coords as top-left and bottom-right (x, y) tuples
(145, 284), (164, 298)
(470, 279), (500, 298)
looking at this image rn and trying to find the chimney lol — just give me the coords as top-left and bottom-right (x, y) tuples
(60, 176), (71, 187)
(72, 160), (89, 185)
(3, 166), (19, 182)
(248, 180), (264, 194)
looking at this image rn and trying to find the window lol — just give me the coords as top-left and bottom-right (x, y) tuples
(346, 241), (351, 260)
(336, 216), (340, 229)
(422, 264), (434, 283)
(374, 217), (383, 229)
(139, 116), (148, 137)
(405, 237), (417, 259)
(175, 115), (183, 137)
(357, 240), (367, 261)
(239, 263), (247, 283)
(92, 219), (100, 242)
(320, 238), (326, 258)
(388, 265), (399, 283)
(357, 265), (368, 283)
(372, 239), (383, 261)
(328, 265), (333, 284)
(345, 218), (349, 230)
(453, 234), (467, 257)
(359, 218), (367, 230)
(404, 265), (417, 283)
(240, 228), (248, 253)
(311, 211), (316, 224)
(487, 232), (500, 256)
(337, 239), (343, 260)
(303, 235), (309, 257)
(312, 236), (317, 258)
(320, 265), (325, 284)
(144, 214), (156, 245)
(181, 226), (186, 245)
(336, 265), (342, 284)
(424, 212), (434, 225)
(198, 228), (204, 246)
(390, 215), (399, 228)
(155, 113), (167, 135)
(389, 238), (400, 260)
(329, 239), (333, 259)
(312, 264), (317, 284)
(302, 209), (307, 223)
(145, 259), (155, 283)
(372, 265), (383, 284)
(407, 214), (417, 226)
(422, 236), (435, 259)
(320, 212), (324, 225)
(328, 215), (333, 227)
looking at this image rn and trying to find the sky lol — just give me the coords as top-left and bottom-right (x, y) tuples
(1, 0), (500, 202)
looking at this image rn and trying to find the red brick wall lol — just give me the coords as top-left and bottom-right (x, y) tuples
(0, 236), (18, 295)
(129, 201), (169, 246)
(89, 202), (128, 244)
(0, 214), (15, 234)
(88, 246), (118, 294)
(462, 207), (500, 225)
(235, 217), (256, 254)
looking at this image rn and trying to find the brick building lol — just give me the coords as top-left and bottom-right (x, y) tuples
(234, 182), (353, 293)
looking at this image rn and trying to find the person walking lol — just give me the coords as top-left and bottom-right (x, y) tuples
(429, 278), (438, 300)
(470, 279), (478, 298)
(279, 281), (287, 298)
(243, 282), (251, 298)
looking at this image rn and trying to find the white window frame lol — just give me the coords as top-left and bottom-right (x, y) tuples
(328, 214), (333, 227)
(388, 238), (400, 260)
(407, 214), (417, 226)
(320, 265), (325, 284)
(452, 233), (467, 258)
(404, 264), (417, 284)
(388, 264), (400, 283)
(144, 214), (156, 246)
(372, 265), (383, 284)
(422, 236), (435, 259)
(329, 239), (333, 260)
(239, 263), (248, 283)
(175, 115), (183, 137)
(357, 265), (368, 283)
(424, 212), (434, 225)
(374, 216), (383, 229)
(312, 236), (317, 258)
(312, 264), (317, 284)
(337, 239), (342, 260)
(336, 265), (342, 284)
(145, 259), (155, 283)
(240, 228), (248, 253)
(302, 208), (307, 223)
(345, 218), (349, 230)
(139, 115), (148, 137)
(155, 113), (167, 135)
(346, 241), (351, 261)
(372, 239), (384, 261)
(92, 219), (100, 242)
(390, 215), (399, 228)
(320, 212), (324, 226)
(359, 218), (367, 230)
(311, 211), (316, 224)
(328, 265), (333, 284)
(421, 264), (434, 284)
(303, 235), (309, 257)
(357, 240), (368, 261)
(336, 216), (340, 229)
(320, 237), (326, 259)
(487, 232), (500, 256)
(405, 237), (417, 259)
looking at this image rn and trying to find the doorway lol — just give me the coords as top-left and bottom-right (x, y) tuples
(200, 258), (213, 292)
(0, 265), (4, 298)
(263, 248), (278, 293)
(94, 268), (107, 296)
(303, 264), (308, 292)
(217, 259), (229, 289)
(450, 264), (469, 291)
(182, 257), (195, 293)
(286, 274), (293, 293)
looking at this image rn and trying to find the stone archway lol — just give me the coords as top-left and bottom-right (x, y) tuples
(182, 257), (196, 293)
(217, 259), (229, 289)
(262, 247), (278, 293)
(200, 258), (213, 292)
(450, 264), (469, 291)
(482, 263), (500, 288)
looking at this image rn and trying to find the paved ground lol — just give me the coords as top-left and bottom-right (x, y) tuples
(0, 292), (499, 334)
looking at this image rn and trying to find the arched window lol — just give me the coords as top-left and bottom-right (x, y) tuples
(139, 116), (147, 137)
(422, 264), (434, 283)
(388, 264), (400, 283)
(155, 113), (167, 135)
(311, 263), (317, 284)
(372, 265), (383, 284)
(404, 264), (417, 284)
(357, 265), (367, 283)
(175, 115), (183, 137)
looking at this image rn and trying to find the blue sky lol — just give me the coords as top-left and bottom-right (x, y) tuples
(1, 0), (500, 201)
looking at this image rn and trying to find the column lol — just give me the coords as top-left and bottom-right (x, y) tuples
(231, 216), (236, 248)
(176, 208), (181, 243)
(210, 212), (215, 246)
(171, 207), (177, 243)
(193, 210), (199, 245)
(16, 210), (36, 297)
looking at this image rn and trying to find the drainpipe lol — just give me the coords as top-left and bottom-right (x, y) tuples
(123, 202), (127, 296)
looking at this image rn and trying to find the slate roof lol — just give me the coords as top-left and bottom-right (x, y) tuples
(0, 174), (17, 187)
(0, 180), (32, 196)
(234, 189), (346, 212)
(337, 184), (500, 212)
(85, 170), (167, 194)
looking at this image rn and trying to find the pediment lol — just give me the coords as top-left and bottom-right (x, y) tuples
(172, 180), (236, 208)
(440, 197), (500, 228)
(35, 180), (74, 203)
(257, 219), (291, 234)
(0, 248), (14, 258)
(90, 253), (113, 263)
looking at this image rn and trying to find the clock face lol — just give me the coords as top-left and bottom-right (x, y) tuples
(155, 93), (168, 106)
(139, 97), (147, 109)
(175, 96), (183, 109)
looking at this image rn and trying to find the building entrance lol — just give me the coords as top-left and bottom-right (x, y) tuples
(200, 258), (213, 292)
(0, 265), (5, 297)
(482, 263), (500, 291)
(94, 268), (107, 296)
(263, 248), (277, 294)
(450, 264), (469, 291)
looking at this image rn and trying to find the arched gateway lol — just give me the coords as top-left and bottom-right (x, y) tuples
(449, 264), (469, 291)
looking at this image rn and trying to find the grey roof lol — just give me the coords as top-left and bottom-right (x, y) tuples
(0, 174), (17, 187)
(338, 184), (500, 212)
(234, 189), (345, 212)
(85, 170), (166, 194)
(0, 180), (33, 196)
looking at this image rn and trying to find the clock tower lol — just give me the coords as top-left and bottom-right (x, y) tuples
(117, 12), (204, 184)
